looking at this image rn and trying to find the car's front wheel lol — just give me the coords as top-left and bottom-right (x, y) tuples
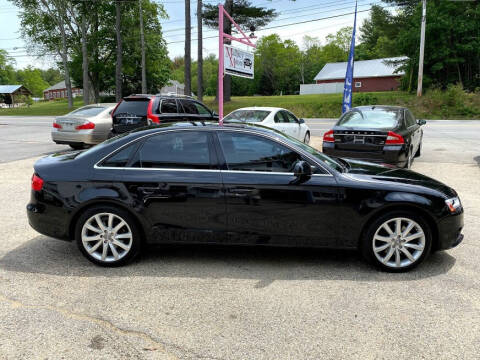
(361, 211), (432, 272)
(303, 131), (310, 144)
(75, 205), (141, 266)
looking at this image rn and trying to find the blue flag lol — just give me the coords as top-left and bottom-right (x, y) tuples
(342, 1), (357, 114)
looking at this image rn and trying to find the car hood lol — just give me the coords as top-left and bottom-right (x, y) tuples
(341, 159), (456, 198)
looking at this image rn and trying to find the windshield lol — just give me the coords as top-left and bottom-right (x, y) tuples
(223, 110), (270, 123)
(337, 109), (401, 129)
(280, 132), (344, 172)
(68, 106), (108, 117)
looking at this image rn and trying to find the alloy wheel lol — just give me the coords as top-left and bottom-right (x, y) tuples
(81, 212), (133, 263)
(372, 217), (425, 269)
(304, 132), (310, 144)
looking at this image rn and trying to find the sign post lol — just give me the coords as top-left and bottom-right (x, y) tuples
(218, 4), (256, 125)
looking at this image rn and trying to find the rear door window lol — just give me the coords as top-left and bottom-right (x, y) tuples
(114, 99), (149, 116)
(101, 143), (139, 167)
(160, 99), (178, 113)
(132, 131), (213, 169)
(179, 100), (199, 115)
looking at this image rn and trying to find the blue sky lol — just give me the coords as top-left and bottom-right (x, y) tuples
(0, 0), (382, 70)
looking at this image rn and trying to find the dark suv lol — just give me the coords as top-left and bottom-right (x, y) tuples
(110, 94), (218, 135)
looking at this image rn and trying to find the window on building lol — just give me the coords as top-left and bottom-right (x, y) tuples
(355, 82), (362, 88)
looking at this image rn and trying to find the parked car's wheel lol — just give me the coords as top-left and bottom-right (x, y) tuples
(361, 211), (432, 272)
(69, 143), (84, 150)
(415, 142), (422, 158)
(304, 131), (310, 144)
(75, 205), (141, 267)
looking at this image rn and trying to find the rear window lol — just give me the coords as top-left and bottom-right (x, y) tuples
(337, 109), (401, 129)
(69, 106), (107, 116)
(115, 99), (149, 116)
(224, 110), (270, 123)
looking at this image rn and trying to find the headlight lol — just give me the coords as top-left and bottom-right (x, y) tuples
(445, 197), (462, 213)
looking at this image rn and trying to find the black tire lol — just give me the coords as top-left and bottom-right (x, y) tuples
(75, 205), (141, 267)
(360, 211), (432, 272)
(415, 142), (422, 158)
(304, 131), (310, 144)
(69, 143), (85, 150)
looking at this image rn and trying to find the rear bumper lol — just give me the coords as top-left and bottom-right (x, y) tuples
(322, 142), (408, 167)
(51, 129), (107, 145)
(27, 192), (71, 241)
(436, 211), (464, 250)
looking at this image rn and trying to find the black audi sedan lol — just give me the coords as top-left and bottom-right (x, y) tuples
(27, 123), (463, 272)
(322, 106), (426, 168)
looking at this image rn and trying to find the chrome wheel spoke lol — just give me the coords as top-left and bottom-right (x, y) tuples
(88, 240), (102, 254)
(395, 249), (401, 267)
(401, 247), (415, 262)
(382, 223), (394, 235)
(395, 219), (402, 235)
(404, 243), (424, 251)
(109, 243), (119, 260)
(95, 215), (106, 231)
(112, 240), (130, 251)
(85, 223), (102, 233)
(115, 232), (131, 239)
(101, 242), (108, 261)
(383, 247), (395, 264)
(404, 232), (424, 242)
(402, 222), (414, 237)
(374, 235), (391, 243)
(374, 243), (390, 253)
(113, 220), (127, 234)
(83, 234), (101, 242)
(107, 213), (113, 228)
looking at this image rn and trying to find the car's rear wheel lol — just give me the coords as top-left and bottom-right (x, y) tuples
(75, 205), (141, 266)
(303, 131), (310, 144)
(361, 211), (432, 272)
(69, 143), (84, 150)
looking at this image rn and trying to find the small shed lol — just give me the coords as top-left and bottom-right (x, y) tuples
(0, 85), (32, 107)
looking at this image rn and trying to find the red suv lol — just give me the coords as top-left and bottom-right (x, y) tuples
(110, 94), (219, 135)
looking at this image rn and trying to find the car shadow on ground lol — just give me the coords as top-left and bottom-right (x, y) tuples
(0, 235), (456, 285)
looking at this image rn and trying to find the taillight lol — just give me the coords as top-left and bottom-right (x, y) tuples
(31, 174), (44, 191)
(111, 101), (121, 119)
(147, 99), (159, 123)
(75, 121), (95, 130)
(385, 131), (404, 145)
(53, 122), (62, 129)
(323, 129), (335, 143)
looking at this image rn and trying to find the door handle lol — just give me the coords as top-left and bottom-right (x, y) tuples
(229, 188), (255, 196)
(138, 186), (161, 195)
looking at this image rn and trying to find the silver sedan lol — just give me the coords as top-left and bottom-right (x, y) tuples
(52, 103), (117, 149)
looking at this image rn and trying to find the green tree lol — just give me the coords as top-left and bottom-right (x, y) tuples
(15, 66), (50, 97)
(0, 50), (16, 84)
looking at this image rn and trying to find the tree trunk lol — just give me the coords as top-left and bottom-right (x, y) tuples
(81, 11), (90, 105)
(184, 0), (191, 96)
(59, 21), (73, 108)
(139, 0), (147, 93)
(223, 0), (232, 102)
(197, 0), (203, 101)
(115, 0), (123, 102)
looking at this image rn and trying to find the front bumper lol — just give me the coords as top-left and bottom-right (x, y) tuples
(51, 129), (108, 145)
(323, 142), (408, 167)
(436, 211), (464, 250)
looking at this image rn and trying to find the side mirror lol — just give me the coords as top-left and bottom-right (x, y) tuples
(298, 118), (305, 124)
(417, 119), (426, 126)
(293, 160), (312, 178)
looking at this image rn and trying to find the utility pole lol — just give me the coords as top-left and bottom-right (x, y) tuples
(197, 0), (203, 101)
(139, 0), (147, 93)
(417, 0), (426, 97)
(184, 0), (191, 96)
(115, 0), (123, 102)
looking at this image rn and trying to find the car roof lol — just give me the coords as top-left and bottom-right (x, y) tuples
(229, 107), (284, 112)
(123, 94), (196, 101)
(351, 105), (408, 112)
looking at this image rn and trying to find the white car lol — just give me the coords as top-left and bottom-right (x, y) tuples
(223, 107), (311, 143)
(52, 103), (117, 149)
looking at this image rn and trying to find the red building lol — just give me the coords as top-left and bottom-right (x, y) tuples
(312, 57), (407, 93)
(43, 80), (83, 100)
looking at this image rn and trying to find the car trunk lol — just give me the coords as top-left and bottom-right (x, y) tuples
(333, 128), (388, 152)
(55, 116), (90, 132)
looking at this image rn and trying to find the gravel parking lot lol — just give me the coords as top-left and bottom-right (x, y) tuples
(0, 117), (479, 359)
